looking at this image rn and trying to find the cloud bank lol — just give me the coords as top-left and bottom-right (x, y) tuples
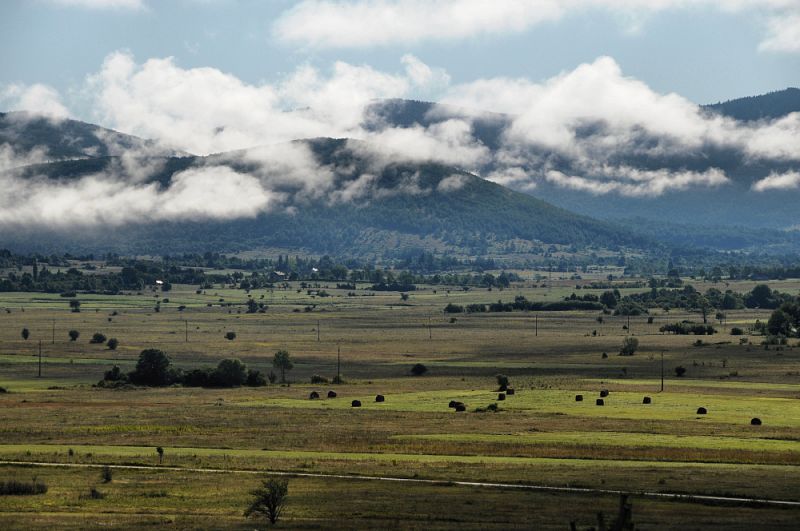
(274, 0), (800, 54)
(1, 52), (798, 227)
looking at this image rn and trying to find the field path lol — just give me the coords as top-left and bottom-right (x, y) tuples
(3, 460), (800, 508)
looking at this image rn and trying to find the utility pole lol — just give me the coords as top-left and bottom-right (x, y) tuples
(627, 314), (631, 334)
(37, 340), (42, 378)
(317, 320), (320, 342)
(51, 320), (55, 344)
(660, 351), (665, 392)
(535, 313), (538, 337)
(428, 314), (432, 340)
(337, 344), (341, 383)
(185, 320), (188, 343)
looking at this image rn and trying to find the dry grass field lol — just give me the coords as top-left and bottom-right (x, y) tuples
(1, 278), (799, 528)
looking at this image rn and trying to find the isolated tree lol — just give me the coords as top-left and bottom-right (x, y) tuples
(68, 330), (80, 342)
(107, 338), (119, 350)
(21, 328), (29, 340)
(244, 477), (289, 526)
(674, 366), (687, 377)
(129, 349), (173, 386)
(272, 350), (293, 383)
(69, 299), (81, 313)
(246, 299), (259, 313)
(156, 446), (164, 464)
(619, 337), (639, 356)
(214, 358), (248, 387)
(225, 331), (237, 341)
(90, 332), (107, 344)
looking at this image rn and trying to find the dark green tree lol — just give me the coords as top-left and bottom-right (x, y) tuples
(129, 349), (173, 386)
(272, 350), (293, 383)
(214, 358), (248, 387)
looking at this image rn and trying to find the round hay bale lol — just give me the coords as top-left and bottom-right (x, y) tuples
(327, 390), (337, 398)
(600, 389), (609, 397)
(375, 394), (385, 403)
(454, 404), (466, 412)
(309, 391), (320, 400)
(448, 400), (458, 408)
(642, 396), (651, 404)
(696, 407), (707, 415)
(751, 417), (762, 426)
(575, 394), (583, 402)
(596, 398), (605, 406)
(351, 400), (362, 408)
(497, 393), (506, 401)
(498, 384), (508, 392)
(506, 388), (515, 395)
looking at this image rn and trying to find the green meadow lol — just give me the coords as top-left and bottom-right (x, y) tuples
(1, 279), (799, 528)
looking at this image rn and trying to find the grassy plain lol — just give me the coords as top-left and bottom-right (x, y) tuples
(0, 277), (799, 528)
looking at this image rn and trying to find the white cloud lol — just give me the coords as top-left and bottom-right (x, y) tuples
(401, 54), (451, 92)
(0, 164), (277, 228)
(84, 51), (413, 155)
(274, 0), (800, 54)
(442, 56), (799, 195)
(1, 83), (70, 120)
(759, 13), (800, 52)
(544, 167), (728, 197)
(46, 0), (145, 9)
(437, 173), (468, 192)
(752, 170), (800, 191)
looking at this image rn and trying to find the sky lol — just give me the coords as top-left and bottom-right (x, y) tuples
(0, 0), (799, 227)
(1, 0), (799, 111)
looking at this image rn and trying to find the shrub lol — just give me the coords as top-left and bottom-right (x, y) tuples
(619, 337), (639, 356)
(101, 466), (113, 483)
(68, 330), (80, 341)
(310, 374), (329, 384)
(224, 331), (237, 341)
(0, 480), (48, 496)
(213, 358), (247, 387)
(496, 374), (509, 390)
(410, 363), (428, 376)
(246, 369), (267, 387)
(443, 303), (464, 314)
(730, 327), (745, 336)
(90, 333), (107, 344)
(107, 338), (119, 350)
(675, 366), (687, 377)
(103, 365), (127, 382)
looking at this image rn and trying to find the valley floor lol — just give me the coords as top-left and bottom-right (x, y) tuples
(0, 280), (798, 528)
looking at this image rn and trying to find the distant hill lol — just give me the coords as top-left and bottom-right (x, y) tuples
(0, 111), (177, 162)
(1, 138), (649, 256)
(365, 95), (800, 231)
(703, 88), (800, 121)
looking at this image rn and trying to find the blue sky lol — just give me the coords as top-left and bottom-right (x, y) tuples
(1, 0), (799, 111)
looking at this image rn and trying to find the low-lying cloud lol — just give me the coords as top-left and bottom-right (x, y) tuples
(1, 52), (799, 227)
